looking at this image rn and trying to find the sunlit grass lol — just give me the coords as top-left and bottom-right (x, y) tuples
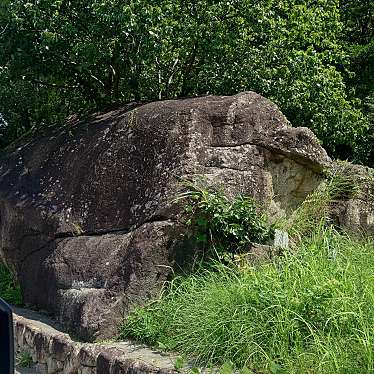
(121, 227), (374, 373)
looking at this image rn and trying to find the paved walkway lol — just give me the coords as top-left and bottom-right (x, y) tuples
(15, 367), (37, 374)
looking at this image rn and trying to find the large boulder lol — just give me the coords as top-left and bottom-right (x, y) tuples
(0, 92), (334, 340)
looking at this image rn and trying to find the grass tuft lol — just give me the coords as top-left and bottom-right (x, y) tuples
(0, 262), (22, 305)
(16, 351), (33, 368)
(281, 161), (362, 240)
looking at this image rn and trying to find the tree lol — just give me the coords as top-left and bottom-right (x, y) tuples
(340, 0), (374, 165)
(0, 0), (372, 165)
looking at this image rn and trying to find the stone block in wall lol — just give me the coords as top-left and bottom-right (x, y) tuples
(47, 356), (63, 373)
(23, 324), (36, 347)
(63, 344), (81, 374)
(36, 362), (48, 374)
(49, 335), (74, 361)
(78, 367), (96, 374)
(111, 358), (159, 374)
(34, 332), (50, 364)
(96, 348), (123, 373)
(77, 345), (102, 367)
(14, 321), (26, 348)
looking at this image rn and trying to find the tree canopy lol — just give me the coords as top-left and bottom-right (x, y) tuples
(0, 0), (373, 165)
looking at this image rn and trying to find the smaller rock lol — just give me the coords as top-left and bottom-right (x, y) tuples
(245, 243), (280, 264)
(274, 229), (289, 249)
(329, 163), (374, 235)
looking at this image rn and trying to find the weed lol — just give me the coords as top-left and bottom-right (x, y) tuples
(174, 356), (186, 370)
(176, 180), (274, 258)
(71, 222), (83, 235)
(0, 262), (22, 305)
(17, 351), (33, 368)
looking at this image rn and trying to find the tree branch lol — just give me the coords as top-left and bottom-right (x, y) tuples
(0, 23), (8, 36)
(28, 78), (79, 89)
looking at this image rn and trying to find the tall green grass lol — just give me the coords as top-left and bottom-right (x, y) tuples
(121, 227), (374, 373)
(281, 161), (361, 240)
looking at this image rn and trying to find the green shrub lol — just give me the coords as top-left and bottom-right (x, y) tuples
(177, 181), (274, 258)
(0, 262), (22, 306)
(121, 227), (374, 373)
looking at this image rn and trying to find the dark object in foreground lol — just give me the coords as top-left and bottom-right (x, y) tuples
(0, 297), (14, 373)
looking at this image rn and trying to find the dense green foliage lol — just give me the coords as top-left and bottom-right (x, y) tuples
(122, 228), (374, 373)
(340, 0), (374, 163)
(178, 181), (274, 257)
(0, 262), (22, 305)
(0, 0), (373, 164)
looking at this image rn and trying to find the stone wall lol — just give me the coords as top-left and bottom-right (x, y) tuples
(13, 308), (178, 374)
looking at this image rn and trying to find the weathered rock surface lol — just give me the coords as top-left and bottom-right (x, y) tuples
(329, 163), (374, 236)
(0, 92), (335, 340)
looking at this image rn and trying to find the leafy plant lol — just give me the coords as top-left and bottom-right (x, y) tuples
(174, 356), (186, 370)
(176, 180), (274, 257)
(0, 262), (22, 305)
(17, 351), (33, 368)
(219, 361), (234, 374)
